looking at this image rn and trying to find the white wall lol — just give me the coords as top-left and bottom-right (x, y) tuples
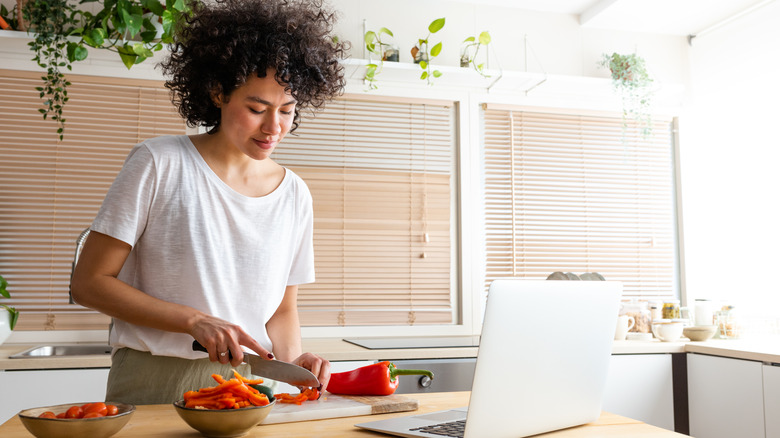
(680, 1), (780, 323)
(329, 0), (689, 86)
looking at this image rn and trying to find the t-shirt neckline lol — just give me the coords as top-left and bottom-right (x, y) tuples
(182, 135), (289, 202)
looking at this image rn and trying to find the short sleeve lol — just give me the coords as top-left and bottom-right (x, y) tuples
(91, 144), (157, 247)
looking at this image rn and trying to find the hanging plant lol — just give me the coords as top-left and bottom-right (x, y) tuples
(22, 0), (80, 141)
(363, 26), (396, 90)
(599, 52), (655, 138)
(411, 17), (445, 85)
(18, 0), (196, 140)
(460, 31), (491, 77)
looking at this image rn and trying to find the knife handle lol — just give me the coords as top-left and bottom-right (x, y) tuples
(192, 340), (234, 360)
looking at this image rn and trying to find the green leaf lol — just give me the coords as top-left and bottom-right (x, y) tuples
(421, 71), (428, 80)
(433, 70), (442, 78)
(364, 31), (376, 45)
(132, 43), (154, 58)
(430, 42), (442, 57)
(117, 48), (138, 70)
(140, 30), (158, 42)
(428, 18), (445, 33)
(122, 9), (144, 38)
(463, 36), (475, 43)
(0, 275), (8, 299)
(173, 0), (186, 11)
(9, 307), (19, 330)
(478, 31), (491, 45)
(379, 27), (393, 37)
(142, 0), (166, 16)
(366, 43), (376, 53)
(419, 60), (428, 69)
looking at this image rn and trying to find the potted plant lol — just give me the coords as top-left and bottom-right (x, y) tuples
(17, 0), (196, 140)
(410, 17), (445, 85)
(460, 30), (491, 77)
(0, 274), (19, 346)
(363, 26), (397, 90)
(599, 52), (655, 138)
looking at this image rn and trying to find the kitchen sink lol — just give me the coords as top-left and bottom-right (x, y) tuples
(9, 344), (112, 358)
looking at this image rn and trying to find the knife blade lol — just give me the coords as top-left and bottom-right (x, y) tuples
(191, 340), (319, 387)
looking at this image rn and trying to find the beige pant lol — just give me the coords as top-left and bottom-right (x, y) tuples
(105, 348), (277, 405)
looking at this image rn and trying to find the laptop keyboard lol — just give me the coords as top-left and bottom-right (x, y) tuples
(410, 419), (466, 437)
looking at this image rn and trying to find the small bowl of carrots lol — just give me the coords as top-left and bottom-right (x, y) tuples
(173, 371), (276, 438)
(17, 402), (135, 438)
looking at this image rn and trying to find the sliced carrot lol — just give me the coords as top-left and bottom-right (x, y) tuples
(182, 370), (271, 409)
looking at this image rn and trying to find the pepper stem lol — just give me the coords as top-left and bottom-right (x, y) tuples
(388, 363), (434, 382)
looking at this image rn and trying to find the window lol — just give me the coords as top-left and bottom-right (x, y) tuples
(0, 70), (186, 330)
(273, 95), (458, 326)
(481, 105), (678, 300)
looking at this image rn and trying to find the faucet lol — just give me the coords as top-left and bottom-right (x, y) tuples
(68, 228), (91, 304)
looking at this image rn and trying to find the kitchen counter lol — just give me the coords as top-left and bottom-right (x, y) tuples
(1, 337), (778, 371)
(0, 391), (686, 437)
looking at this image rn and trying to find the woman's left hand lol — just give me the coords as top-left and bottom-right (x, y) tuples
(292, 352), (331, 391)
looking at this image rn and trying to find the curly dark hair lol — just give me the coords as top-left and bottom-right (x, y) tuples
(160, 0), (347, 132)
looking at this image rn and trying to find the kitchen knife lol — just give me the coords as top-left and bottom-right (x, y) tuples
(192, 340), (319, 387)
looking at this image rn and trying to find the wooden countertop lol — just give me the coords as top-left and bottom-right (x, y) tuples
(2, 336), (779, 371)
(0, 391), (686, 437)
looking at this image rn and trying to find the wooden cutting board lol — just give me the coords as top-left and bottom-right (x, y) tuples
(262, 394), (418, 424)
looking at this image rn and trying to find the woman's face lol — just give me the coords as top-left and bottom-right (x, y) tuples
(215, 70), (296, 161)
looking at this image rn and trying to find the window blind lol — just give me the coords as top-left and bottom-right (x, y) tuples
(273, 96), (457, 326)
(482, 106), (677, 300)
(0, 69), (186, 330)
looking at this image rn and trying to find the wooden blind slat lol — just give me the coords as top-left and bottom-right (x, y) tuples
(0, 71), (186, 331)
(274, 97), (456, 327)
(482, 108), (677, 300)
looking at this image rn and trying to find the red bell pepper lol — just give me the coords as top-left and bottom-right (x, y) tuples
(325, 361), (434, 396)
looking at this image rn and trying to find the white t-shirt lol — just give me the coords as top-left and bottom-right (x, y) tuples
(91, 135), (315, 359)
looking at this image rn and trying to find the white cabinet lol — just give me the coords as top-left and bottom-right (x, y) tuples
(764, 364), (780, 438)
(688, 353), (765, 438)
(0, 368), (110, 424)
(602, 354), (675, 431)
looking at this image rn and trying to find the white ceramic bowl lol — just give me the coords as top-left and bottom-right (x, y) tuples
(652, 320), (685, 342)
(683, 325), (717, 342)
(173, 399), (275, 438)
(18, 402), (135, 438)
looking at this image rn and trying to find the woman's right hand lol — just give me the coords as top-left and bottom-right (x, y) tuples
(189, 314), (272, 367)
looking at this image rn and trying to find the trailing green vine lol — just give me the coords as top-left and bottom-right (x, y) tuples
(411, 18), (445, 85)
(599, 52), (655, 138)
(23, 0), (81, 141)
(17, 0), (196, 140)
(460, 31), (491, 77)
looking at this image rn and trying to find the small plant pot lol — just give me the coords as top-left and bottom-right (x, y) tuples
(0, 309), (13, 346)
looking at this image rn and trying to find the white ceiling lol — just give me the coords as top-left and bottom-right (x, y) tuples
(450, 0), (774, 36)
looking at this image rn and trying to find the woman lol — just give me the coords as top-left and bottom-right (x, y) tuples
(70, 0), (347, 404)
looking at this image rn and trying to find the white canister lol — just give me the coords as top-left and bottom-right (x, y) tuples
(694, 299), (715, 326)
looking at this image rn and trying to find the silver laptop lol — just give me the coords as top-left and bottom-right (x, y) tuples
(355, 278), (621, 438)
